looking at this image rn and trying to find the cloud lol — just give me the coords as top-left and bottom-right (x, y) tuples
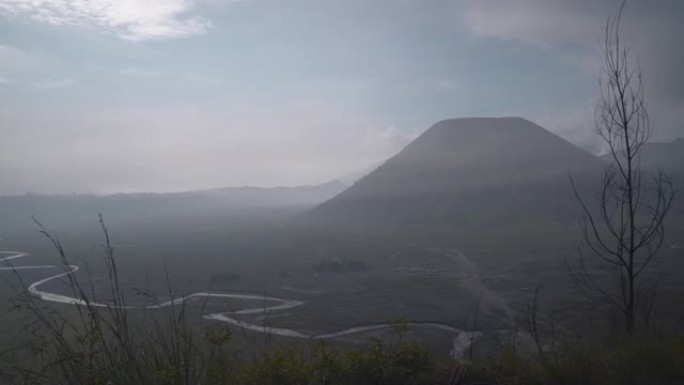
(119, 67), (169, 77)
(0, 45), (54, 73)
(0, 45), (78, 89)
(459, 1), (683, 76)
(0, 0), (211, 41)
(118, 66), (222, 86)
(0, 45), (64, 83)
(460, 0), (684, 139)
(33, 77), (77, 89)
(461, 0), (606, 48)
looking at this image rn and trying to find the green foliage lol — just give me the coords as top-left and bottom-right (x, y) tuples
(600, 334), (684, 385)
(227, 339), (446, 385)
(204, 326), (232, 347)
(469, 333), (684, 385)
(341, 338), (445, 385)
(387, 316), (411, 342)
(242, 348), (312, 385)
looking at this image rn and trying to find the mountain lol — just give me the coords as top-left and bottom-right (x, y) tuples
(309, 117), (603, 226)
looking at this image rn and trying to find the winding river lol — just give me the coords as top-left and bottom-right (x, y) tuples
(0, 250), (479, 358)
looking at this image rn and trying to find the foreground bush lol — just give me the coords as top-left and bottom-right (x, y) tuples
(468, 334), (684, 385)
(239, 340), (446, 385)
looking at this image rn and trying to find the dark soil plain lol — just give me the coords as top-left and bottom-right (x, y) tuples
(2, 205), (683, 357)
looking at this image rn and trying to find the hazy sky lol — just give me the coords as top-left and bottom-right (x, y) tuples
(0, 0), (682, 194)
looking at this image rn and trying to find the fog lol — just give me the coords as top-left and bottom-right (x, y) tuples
(1, 0), (683, 195)
(1, 2), (684, 383)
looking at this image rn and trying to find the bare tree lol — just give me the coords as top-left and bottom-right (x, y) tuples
(570, 1), (677, 333)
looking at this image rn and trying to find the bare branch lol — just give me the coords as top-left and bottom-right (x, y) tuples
(568, 0), (676, 333)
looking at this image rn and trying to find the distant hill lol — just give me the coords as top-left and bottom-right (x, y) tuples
(600, 137), (684, 216)
(0, 181), (347, 232)
(309, 117), (603, 227)
(337, 162), (384, 186)
(600, 138), (684, 177)
(157, 180), (348, 208)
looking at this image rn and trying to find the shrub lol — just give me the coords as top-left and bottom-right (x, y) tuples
(468, 334), (684, 385)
